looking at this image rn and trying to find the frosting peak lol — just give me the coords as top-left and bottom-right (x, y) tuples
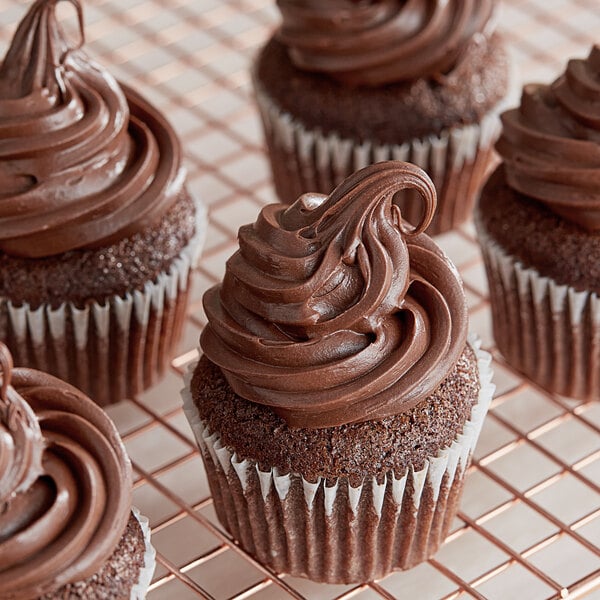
(498, 45), (600, 230)
(0, 0), (184, 258)
(0, 342), (132, 599)
(0, 0), (84, 101)
(275, 0), (495, 86)
(201, 161), (468, 428)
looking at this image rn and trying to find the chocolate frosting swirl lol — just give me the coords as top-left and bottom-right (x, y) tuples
(275, 0), (495, 86)
(0, 0), (184, 258)
(0, 346), (44, 512)
(0, 343), (133, 599)
(498, 45), (600, 230)
(201, 162), (468, 428)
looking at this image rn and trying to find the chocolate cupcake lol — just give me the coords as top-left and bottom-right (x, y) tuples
(182, 162), (494, 583)
(0, 0), (206, 405)
(0, 342), (155, 599)
(476, 45), (600, 400)
(253, 0), (509, 235)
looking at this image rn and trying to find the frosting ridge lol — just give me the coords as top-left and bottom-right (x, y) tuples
(498, 45), (600, 230)
(0, 343), (132, 599)
(0, 345), (44, 511)
(275, 0), (495, 86)
(0, 0), (184, 258)
(201, 161), (468, 428)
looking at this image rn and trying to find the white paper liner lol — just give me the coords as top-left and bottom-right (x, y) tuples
(182, 336), (494, 583)
(477, 219), (600, 400)
(130, 507), (156, 600)
(253, 72), (507, 235)
(0, 199), (207, 406)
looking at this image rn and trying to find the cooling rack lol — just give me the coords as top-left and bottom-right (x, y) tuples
(1, 0), (599, 598)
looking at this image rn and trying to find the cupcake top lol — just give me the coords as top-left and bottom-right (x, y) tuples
(201, 161), (468, 428)
(0, 342), (133, 599)
(497, 45), (600, 230)
(275, 0), (496, 86)
(0, 0), (184, 258)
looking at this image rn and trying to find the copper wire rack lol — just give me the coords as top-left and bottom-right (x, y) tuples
(1, 0), (600, 598)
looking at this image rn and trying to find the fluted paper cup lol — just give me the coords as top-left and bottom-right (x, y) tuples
(181, 336), (494, 583)
(0, 200), (207, 406)
(477, 220), (600, 400)
(253, 73), (504, 236)
(131, 507), (156, 600)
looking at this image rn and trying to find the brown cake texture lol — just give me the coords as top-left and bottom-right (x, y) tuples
(252, 3), (509, 235)
(0, 192), (199, 405)
(40, 513), (147, 600)
(475, 44), (600, 400)
(0, 342), (155, 599)
(256, 36), (508, 146)
(478, 168), (600, 295)
(192, 346), (480, 487)
(0, 192), (197, 310)
(477, 168), (600, 400)
(191, 347), (480, 583)
(184, 162), (493, 583)
(188, 345), (487, 583)
(0, 0), (205, 405)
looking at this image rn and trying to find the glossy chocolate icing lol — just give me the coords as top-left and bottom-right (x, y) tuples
(276, 0), (495, 86)
(498, 45), (600, 230)
(0, 343), (132, 599)
(0, 0), (185, 258)
(0, 345), (44, 513)
(201, 162), (468, 428)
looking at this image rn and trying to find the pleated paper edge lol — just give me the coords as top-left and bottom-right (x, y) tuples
(252, 68), (512, 233)
(130, 507), (157, 600)
(0, 196), (208, 402)
(2, 195), (207, 335)
(476, 215), (600, 399)
(181, 335), (494, 518)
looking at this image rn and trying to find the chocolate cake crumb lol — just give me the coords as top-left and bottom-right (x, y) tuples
(255, 35), (508, 145)
(40, 512), (147, 600)
(0, 192), (197, 310)
(192, 346), (480, 486)
(478, 167), (600, 295)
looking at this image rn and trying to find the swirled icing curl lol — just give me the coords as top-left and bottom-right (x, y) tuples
(201, 162), (468, 428)
(498, 45), (600, 230)
(275, 0), (495, 86)
(0, 343), (132, 599)
(0, 0), (184, 258)
(0, 346), (44, 511)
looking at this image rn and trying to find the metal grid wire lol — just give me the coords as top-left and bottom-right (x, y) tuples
(1, 0), (600, 598)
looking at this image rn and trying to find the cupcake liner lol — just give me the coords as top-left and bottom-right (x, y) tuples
(253, 74), (504, 236)
(0, 199), (207, 406)
(182, 336), (494, 583)
(130, 507), (156, 600)
(477, 221), (600, 400)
